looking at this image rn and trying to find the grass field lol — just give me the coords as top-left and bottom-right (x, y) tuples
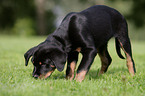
(0, 35), (145, 96)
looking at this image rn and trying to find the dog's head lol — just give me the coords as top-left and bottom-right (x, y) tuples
(24, 42), (67, 79)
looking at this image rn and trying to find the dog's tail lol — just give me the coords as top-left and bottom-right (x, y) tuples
(115, 38), (125, 59)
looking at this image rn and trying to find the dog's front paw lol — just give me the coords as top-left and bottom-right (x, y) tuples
(74, 70), (87, 82)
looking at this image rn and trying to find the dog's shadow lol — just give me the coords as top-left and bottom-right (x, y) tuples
(50, 67), (128, 80)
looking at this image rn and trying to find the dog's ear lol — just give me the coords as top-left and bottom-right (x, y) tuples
(24, 46), (37, 66)
(50, 50), (67, 72)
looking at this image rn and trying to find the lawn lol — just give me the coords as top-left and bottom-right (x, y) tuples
(0, 35), (145, 96)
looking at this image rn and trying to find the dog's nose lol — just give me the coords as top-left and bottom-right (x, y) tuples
(33, 74), (39, 79)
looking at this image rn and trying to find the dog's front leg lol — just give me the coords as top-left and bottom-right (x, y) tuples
(75, 48), (97, 82)
(66, 51), (79, 80)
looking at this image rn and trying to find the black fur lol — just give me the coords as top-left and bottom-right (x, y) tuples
(24, 5), (135, 79)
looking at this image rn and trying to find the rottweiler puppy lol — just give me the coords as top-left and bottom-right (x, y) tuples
(24, 5), (136, 82)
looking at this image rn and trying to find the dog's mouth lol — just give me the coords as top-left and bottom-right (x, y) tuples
(38, 70), (54, 79)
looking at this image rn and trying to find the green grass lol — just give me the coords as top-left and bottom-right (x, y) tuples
(0, 35), (145, 96)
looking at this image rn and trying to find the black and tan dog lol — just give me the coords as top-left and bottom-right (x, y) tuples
(24, 5), (136, 82)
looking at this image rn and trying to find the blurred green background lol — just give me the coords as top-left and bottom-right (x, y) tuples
(0, 0), (145, 40)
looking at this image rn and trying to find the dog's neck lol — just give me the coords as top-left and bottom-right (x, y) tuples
(46, 14), (74, 53)
(52, 34), (72, 53)
(45, 31), (72, 53)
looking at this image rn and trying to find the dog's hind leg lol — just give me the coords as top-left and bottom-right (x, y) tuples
(66, 51), (79, 80)
(98, 44), (112, 76)
(117, 37), (136, 75)
(116, 21), (136, 75)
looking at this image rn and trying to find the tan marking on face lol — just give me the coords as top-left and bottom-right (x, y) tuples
(44, 70), (54, 78)
(66, 61), (76, 80)
(76, 47), (81, 52)
(50, 64), (55, 68)
(38, 70), (55, 79)
(118, 40), (135, 75)
(75, 70), (87, 82)
(39, 62), (42, 65)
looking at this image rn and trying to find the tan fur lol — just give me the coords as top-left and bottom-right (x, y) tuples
(126, 53), (135, 75)
(118, 40), (135, 75)
(38, 70), (54, 79)
(76, 47), (81, 52)
(44, 71), (54, 78)
(66, 61), (76, 80)
(75, 70), (87, 82)
(39, 62), (42, 65)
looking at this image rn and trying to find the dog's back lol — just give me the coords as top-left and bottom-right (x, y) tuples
(66, 5), (126, 48)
